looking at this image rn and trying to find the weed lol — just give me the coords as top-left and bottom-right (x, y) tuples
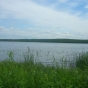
(75, 52), (88, 69)
(0, 51), (88, 87)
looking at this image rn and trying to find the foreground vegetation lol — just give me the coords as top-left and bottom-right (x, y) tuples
(0, 52), (88, 88)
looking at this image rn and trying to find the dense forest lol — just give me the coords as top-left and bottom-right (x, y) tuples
(0, 39), (88, 43)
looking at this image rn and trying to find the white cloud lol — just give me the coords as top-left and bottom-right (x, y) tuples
(0, 26), (88, 39)
(0, 0), (88, 39)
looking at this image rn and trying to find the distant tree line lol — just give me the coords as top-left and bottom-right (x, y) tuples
(0, 39), (88, 43)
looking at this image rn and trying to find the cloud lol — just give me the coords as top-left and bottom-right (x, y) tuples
(0, 26), (88, 39)
(84, 5), (88, 8)
(0, 0), (88, 39)
(58, 0), (68, 3)
(69, 2), (78, 7)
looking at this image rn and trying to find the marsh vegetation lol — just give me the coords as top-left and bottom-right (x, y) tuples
(0, 50), (88, 88)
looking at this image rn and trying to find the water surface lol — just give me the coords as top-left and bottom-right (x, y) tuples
(0, 41), (88, 64)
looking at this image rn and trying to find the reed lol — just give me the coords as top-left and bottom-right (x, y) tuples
(75, 52), (88, 69)
(0, 51), (88, 87)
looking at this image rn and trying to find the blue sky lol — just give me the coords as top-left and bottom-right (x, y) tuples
(0, 0), (88, 39)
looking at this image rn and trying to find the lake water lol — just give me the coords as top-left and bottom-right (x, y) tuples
(0, 41), (88, 66)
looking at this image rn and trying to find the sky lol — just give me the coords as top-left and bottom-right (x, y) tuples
(0, 0), (88, 39)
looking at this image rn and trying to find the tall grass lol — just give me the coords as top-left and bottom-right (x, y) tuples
(0, 51), (88, 87)
(75, 52), (88, 69)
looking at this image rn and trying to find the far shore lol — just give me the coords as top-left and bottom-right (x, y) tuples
(0, 39), (88, 43)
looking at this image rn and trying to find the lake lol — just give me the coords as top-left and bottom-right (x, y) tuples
(0, 41), (88, 66)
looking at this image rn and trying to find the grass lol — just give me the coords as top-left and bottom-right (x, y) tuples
(75, 52), (88, 69)
(0, 51), (88, 88)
